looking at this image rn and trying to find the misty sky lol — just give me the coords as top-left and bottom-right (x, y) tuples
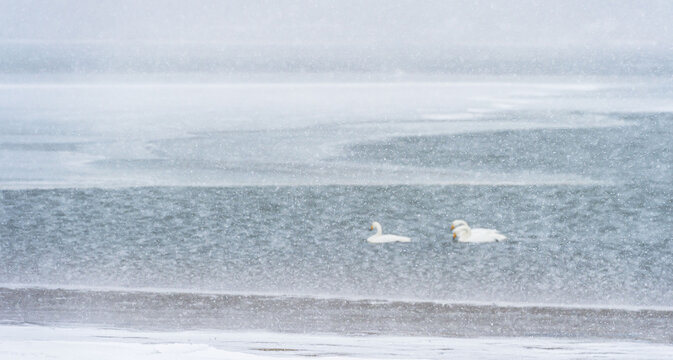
(1, 0), (672, 49)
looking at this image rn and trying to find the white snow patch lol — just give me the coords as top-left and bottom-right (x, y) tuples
(1, 325), (672, 360)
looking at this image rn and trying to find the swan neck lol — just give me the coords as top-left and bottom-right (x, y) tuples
(374, 223), (382, 235)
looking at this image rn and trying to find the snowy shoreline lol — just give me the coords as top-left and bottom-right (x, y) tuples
(2, 324), (673, 360)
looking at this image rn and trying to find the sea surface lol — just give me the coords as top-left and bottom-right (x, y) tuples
(1, 74), (672, 358)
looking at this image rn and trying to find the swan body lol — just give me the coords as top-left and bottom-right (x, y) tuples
(368, 221), (411, 243)
(451, 220), (506, 243)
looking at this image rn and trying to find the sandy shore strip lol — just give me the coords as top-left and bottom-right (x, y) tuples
(2, 286), (673, 343)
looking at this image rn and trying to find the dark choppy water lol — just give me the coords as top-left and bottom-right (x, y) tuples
(1, 182), (672, 306)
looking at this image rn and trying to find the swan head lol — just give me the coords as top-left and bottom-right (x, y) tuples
(452, 225), (470, 239)
(370, 221), (383, 235)
(451, 220), (468, 231)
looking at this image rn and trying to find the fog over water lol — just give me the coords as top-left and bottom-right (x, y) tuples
(1, 1), (673, 74)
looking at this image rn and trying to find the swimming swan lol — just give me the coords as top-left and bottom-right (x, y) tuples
(368, 221), (411, 243)
(451, 220), (506, 243)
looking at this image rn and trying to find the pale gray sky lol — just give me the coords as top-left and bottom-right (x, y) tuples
(1, 0), (671, 49)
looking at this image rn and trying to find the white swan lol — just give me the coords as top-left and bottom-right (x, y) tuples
(367, 221), (411, 243)
(451, 219), (506, 243)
